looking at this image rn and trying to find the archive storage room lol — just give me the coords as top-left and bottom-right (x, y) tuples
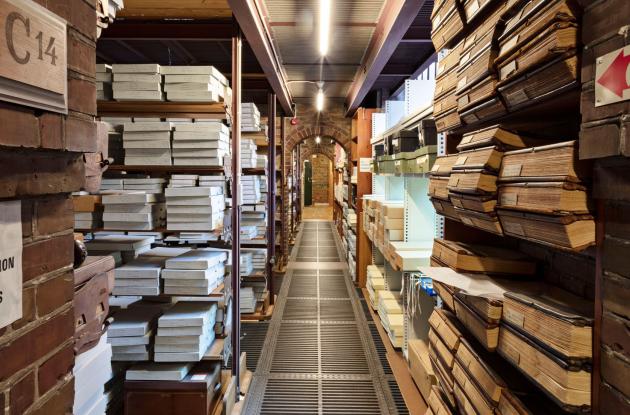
(0, 0), (628, 414)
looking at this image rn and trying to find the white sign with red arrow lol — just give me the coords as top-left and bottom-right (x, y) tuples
(596, 45), (630, 107)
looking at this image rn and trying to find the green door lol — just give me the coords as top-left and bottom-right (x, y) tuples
(304, 160), (312, 206)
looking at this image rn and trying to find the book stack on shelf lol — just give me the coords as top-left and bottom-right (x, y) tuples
(162, 66), (227, 103)
(112, 64), (163, 102)
(162, 249), (227, 296)
(240, 138), (259, 168)
(122, 177), (168, 194)
(165, 186), (225, 232)
(366, 264), (386, 310)
(107, 303), (165, 361)
(242, 248), (267, 274)
(446, 126), (531, 236)
(74, 193), (104, 229)
(241, 103), (261, 132)
(377, 290), (404, 348)
(240, 287), (256, 314)
(241, 175), (262, 204)
(497, 141), (594, 251)
(86, 235), (155, 264)
(199, 175), (227, 194)
(96, 64), (112, 101)
(172, 121), (230, 166)
(73, 335), (113, 415)
(102, 192), (166, 231)
(112, 247), (190, 297)
(154, 302), (219, 362)
(123, 121), (173, 165)
(241, 209), (266, 241)
(168, 175), (198, 188)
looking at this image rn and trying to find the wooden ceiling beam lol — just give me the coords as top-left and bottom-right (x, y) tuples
(345, 0), (428, 116)
(228, 0), (294, 115)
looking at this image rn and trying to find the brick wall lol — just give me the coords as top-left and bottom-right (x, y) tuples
(310, 155), (331, 204)
(0, 1), (97, 413)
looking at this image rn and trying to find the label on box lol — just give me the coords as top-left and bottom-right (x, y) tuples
(503, 221), (525, 236)
(502, 163), (522, 177)
(0, 200), (22, 329)
(455, 155), (468, 166)
(500, 193), (518, 206)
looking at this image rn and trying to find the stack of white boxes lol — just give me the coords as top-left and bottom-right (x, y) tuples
(112, 64), (163, 101)
(107, 304), (164, 361)
(168, 174), (198, 188)
(161, 66), (228, 102)
(242, 248), (267, 275)
(199, 175), (227, 195)
(102, 192), (166, 231)
(240, 138), (258, 168)
(161, 249), (227, 295)
(85, 234), (155, 264)
(240, 287), (256, 313)
(123, 121), (172, 165)
(96, 64), (112, 101)
(172, 121), (230, 166)
(100, 178), (124, 191)
(123, 177), (167, 194)
(154, 302), (218, 362)
(165, 186), (225, 231)
(240, 176), (261, 204)
(241, 103), (261, 131)
(241, 210), (266, 240)
(73, 335), (112, 415)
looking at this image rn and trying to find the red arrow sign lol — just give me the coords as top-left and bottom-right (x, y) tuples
(597, 49), (630, 98)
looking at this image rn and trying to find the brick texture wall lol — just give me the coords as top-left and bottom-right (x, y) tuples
(0, 1), (97, 414)
(310, 155), (331, 204)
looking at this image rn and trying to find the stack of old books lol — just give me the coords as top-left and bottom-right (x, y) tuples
(498, 284), (593, 411)
(112, 64), (163, 101)
(242, 103), (261, 132)
(434, 40), (462, 133)
(123, 121), (173, 165)
(102, 192), (166, 231)
(107, 303), (165, 361)
(242, 247), (267, 274)
(494, 0), (579, 112)
(429, 154), (459, 221)
(96, 64), (113, 101)
(497, 140), (594, 250)
(154, 302), (218, 362)
(172, 121), (230, 166)
(162, 66), (224, 103)
(428, 308), (462, 408)
(161, 249), (227, 295)
(240, 287), (256, 313)
(446, 126), (529, 235)
(165, 186), (225, 231)
(454, 4), (508, 126)
(241, 210), (266, 240)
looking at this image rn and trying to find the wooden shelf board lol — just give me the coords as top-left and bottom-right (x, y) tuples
(106, 165), (267, 175)
(241, 304), (274, 321)
(98, 100), (230, 118)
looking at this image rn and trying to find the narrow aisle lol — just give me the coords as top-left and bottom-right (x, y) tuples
(243, 221), (408, 415)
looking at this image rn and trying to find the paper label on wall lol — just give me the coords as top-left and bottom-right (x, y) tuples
(0, 200), (22, 328)
(359, 158), (371, 173)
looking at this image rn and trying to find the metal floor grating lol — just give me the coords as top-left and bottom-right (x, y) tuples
(226, 322), (270, 372)
(244, 221), (407, 414)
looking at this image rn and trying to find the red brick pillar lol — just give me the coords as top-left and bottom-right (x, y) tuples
(0, 1), (97, 413)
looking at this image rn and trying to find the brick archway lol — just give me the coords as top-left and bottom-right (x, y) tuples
(301, 148), (335, 164)
(286, 123), (351, 153)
